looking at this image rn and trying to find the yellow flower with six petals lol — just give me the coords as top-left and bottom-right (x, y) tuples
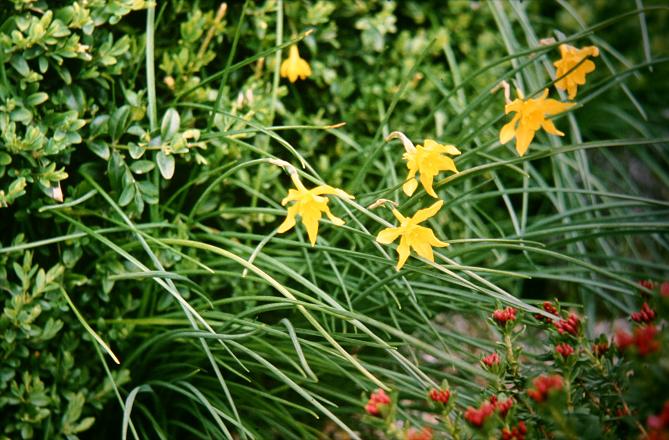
(280, 45), (312, 83)
(553, 44), (599, 99)
(277, 171), (352, 246)
(500, 89), (574, 156)
(403, 139), (461, 198)
(376, 200), (448, 271)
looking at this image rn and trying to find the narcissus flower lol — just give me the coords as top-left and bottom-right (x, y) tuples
(553, 44), (599, 99)
(277, 171), (353, 246)
(376, 200), (448, 271)
(280, 44), (312, 83)
(402, 139), (461, 198)
(500, 89), (574, 156)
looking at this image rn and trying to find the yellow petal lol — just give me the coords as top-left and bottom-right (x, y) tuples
(277, 204), (299, 233)
(426, 228), (448, 247)
(403, 177), (418, 197)
(412, 240), (434, 262)
(391, 208), (407, 223)
(581, 59), (596, 75)
(554, 77), (567, 92)
(297, 59), (312, 80)
(334, 189), (354, 199)
(445, 144), (462, 156)
(413, 200), (444, 224)
(323, 203), (345, 226)
(280, 59), (290, 78)
(541, 119), (564, 136)
(395, 236), (411, 271)
(312, 185), (339, 196)
(500, 118), (517, 145)
(434, 155), (458, 174)
(505, 99), (522, 115)
(288, 66), (299, 83)
(542, 99), (574, 116)
(301, 206), (322, 246)
(376, 227), (402, 244)
(515, 126), (535, 156)
(423, 140), (461, 156)
(420, 171), (438, 198)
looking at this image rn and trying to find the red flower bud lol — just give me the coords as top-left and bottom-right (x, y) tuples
(638, 279), (656, 291)
(615, 325), (660, 356)
(535, 301), (558, 323)
(631, 302), (656, 323)
(635, 325), (660, 356)
(501, 420), (527, 440)
(365, 389), (391, 417)
(464, 401), (495, 427)
(428, 388), (450, 404)
(555, 343), (575, 358)
(495, 397), (514, 417)
(592, 341), (609, 357)
(407, 427), (433, 440)
(553, 313), (580, 336)
(482, 352), (501, 368)
(493, 307), (517, 325)
(527, 375), (564, 403)
(661, 281), (669, 298)
(615, 329), (634, 350)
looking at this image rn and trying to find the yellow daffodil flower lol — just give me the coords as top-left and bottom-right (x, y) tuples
(553, 44), (599, 99)
(403, 139), (461, 198)
(500, 89), (574, 156)
(280, 45), (312, 83)
(277, 172), (353, 246)
(376, 200), (448, 271)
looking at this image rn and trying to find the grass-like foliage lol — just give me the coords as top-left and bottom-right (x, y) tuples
(1, 1), (668, 439)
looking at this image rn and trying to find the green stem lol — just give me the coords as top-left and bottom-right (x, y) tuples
(504, 332), (519, 377)
(145, 4), (159, 222)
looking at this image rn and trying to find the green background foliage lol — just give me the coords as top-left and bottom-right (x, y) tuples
(1, 0), (668, 438)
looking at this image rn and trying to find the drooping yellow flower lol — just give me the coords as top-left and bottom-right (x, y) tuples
(376, 200), (448, 271)
(280, 45), (312, 83)
(402, 139), (461, 198)
(553, 44), (599, 99)
(277, 172), (353, 246)
(499, 89), (574, 156)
